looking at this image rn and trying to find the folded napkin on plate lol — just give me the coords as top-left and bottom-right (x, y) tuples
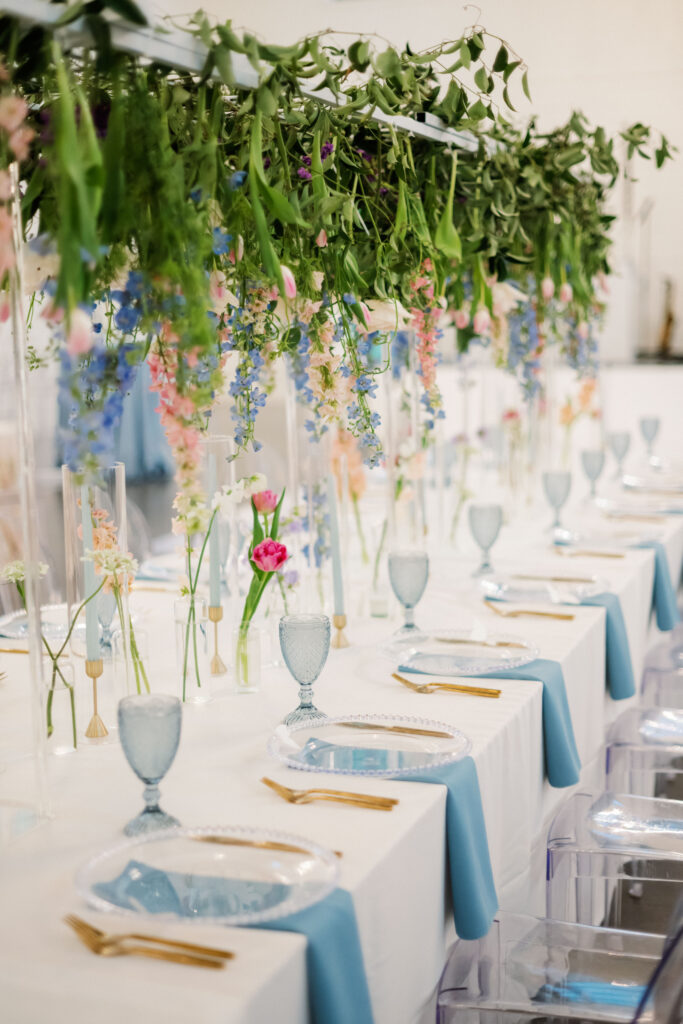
(636, 541), (680, 631)
(94, 861), (374, 1024)
(579, 593), (635, 700)
(399, 656), (581, 789)
(288, 741), (497, 940)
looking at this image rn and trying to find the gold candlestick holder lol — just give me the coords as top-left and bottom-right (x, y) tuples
(208, 606), (227, 675)
(331, 613), (350, 649)
(84, 658), (108, 738)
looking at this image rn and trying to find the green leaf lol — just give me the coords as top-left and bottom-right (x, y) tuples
(102, 0), (148, 25)
(502, 85), (516, 111)
(433, 150), (462, 261)
(213, 43), (235, 87)
(503, 59), (522, 82)
(251, 498), (265, 548)
(521, 70), (531, 100)
(375, 47), (401, 79)
(349, 40), (370, 71)
(270, 488), (286, 539)
(492, 45), (508, 72)
(474, 66), (488, 92)
(459, 42), (471, 68)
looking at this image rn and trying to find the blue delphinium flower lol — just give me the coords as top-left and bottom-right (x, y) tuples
(228, 170), (247, 190)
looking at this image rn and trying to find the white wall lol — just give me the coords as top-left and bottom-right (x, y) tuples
(149, 0), (683, 362)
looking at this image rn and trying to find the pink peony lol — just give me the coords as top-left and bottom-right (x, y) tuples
(316, 229), (328, 248)
(453, 308), (469, 330)
(541, 276), (555, 301)
(559, 282), (573, 304)
(280, 264), (297, 300)
(251, 539), (288, 573)
(0, 96), (28, 135)
(252, 489), (278, 513)
(472, 307), (491, 335)
(65, 308), (94, 357)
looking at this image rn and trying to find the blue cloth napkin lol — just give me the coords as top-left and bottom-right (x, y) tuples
(637, 541), (681, 631)
(535, 977), (647, 1009)
(288, 742), (497, 940)
(94, 861), (374, 1024)
(399, 656), (581, 788)
(580, 592), (635, 699)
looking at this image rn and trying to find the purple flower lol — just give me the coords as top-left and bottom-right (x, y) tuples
(297, 167), (312, 181)
(320, 141), (335, 159)
(301, 155), (312, 166)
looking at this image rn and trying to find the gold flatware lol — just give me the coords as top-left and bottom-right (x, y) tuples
(64, 916), (224, 969)
(262, 774), (401, 806)
(433, 635), (527, 650)
(555, 548), (624, 560)
(604, 512), (663, 523)
(0, 646), (29, 654)
(510, 573), (596, 584)
(64, 914), (234, 960)
(339, 721), (453, 739)
(393, 672), (500, 698)
(195, 834), (344, 858)
(484, 599), (575, 621)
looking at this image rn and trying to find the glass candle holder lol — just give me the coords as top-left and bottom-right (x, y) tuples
(42, 656), (82, 756)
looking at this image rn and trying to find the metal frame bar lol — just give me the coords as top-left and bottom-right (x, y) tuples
(2, 0), (481, 150)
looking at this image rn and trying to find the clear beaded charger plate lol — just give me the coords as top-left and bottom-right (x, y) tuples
(268, 713), (471, 777)
(390, 628), (539, 676)
(481, 574), (607, 606)
(0, 603), (76, 640)
(76, 825), (339, 926)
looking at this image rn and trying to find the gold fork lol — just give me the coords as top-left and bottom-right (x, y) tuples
(555, 547), (624, 560)
(64, 916), (225, 969)
(484, 599), (575, 621)
(393, 672), (501, 698)
(260, 776), (397, 810)
(64, 914), (234, 960)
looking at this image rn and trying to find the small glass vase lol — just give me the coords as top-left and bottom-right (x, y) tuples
(42, 656), (81, 756)
(233, 623), (262, 694)
(113, 627), (150, 699)
(174, 597), (211, 704)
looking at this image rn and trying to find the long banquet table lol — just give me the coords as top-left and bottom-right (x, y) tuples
(1, 497), (682, 1024)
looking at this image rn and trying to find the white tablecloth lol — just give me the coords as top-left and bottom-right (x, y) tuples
(1, 500), (682, 1024)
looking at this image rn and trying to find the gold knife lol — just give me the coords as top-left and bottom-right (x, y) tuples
(511, 573), (596, 584)
(556, 549), (624, 560)
(339, 721), (453, 739)
(433, 635), (527, 649)
(195, 836), (343, 858)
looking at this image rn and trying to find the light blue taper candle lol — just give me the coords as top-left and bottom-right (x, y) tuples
(208, 454), (220, 607)
(326, 473), (345, 617)
(80, 485), (99, 660)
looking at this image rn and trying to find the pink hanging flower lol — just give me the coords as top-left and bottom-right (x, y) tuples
(541, 276), (555, 301)
(9, 126), (34, 161)
(577, 321), (589, 341)
(473, 307), (491, 335)
(252, 489), (278, 513)
(0, 170), (11, 201)
(280, 264), (297, 300)
(66, 308), (93, 356)
(453, 308), (469, 330)
(0, 293), (9, 322)
(316, 229), (328, 248)
(559, 282), (573, 304)
(251, 539), (288, 573)
(0, 96), (28, 135)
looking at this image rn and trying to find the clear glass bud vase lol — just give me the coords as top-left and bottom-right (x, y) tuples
(232, 623), (262, 693)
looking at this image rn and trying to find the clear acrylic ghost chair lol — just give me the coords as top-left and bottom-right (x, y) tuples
(606, 708), (683, 799)
(546, 790), (683, 931)
(641, 667), (683, 708)
(436, 911), (664, 1022)
(644, 636), (683, 673)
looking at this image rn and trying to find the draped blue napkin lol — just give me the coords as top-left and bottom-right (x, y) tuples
(579, 593), (635, 699)
(94, 861), (374, 1024)
(636, 541), (680, 631)
(288, 741), (497, 940)
(399, 656), (581, 788)
(535, 977), (647, 1009)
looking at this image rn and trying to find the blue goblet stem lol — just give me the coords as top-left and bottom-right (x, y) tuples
(404, 607), (416, 629)
(143, 783), (161, 813)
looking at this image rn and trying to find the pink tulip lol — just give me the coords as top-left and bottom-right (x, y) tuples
(577, 321), (589, 341)
(472, 307), (491, 335)
(65, 308), (93, 357)
(559, 282), (573, 304)
(453, 308), (469, 330)
(280, 264), (297, 300)
(316, 229), (328, 248)
(0, 96), (28, 135)
(541, 276), (555, 301)
(252, 490), (278, 513)
(251, 539), (288, 573)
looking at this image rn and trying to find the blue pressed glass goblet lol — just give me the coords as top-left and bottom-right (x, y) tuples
(388, 550), (429, 637)
(118, 695), (182, 837)
(581, 448), (605, 499)
(639, 417), (660, 461)
(468, 503), (503, 576)
(542, 470), (571, 531)
(280, 614), (330, 726)
(608, 431), (630, 478)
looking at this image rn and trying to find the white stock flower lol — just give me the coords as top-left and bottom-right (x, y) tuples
(1, 560), (48, 583)
(84, 549), (139, 578)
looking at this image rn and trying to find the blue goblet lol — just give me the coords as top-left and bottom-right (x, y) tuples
(640, 417), (660, 462)
(468, 503), (502, 576)
(542, 470), (571, 531)
(280, 614), (330, 726)
(118, 695), (182, 836)
(581, 448), (605, 499)
(608, 431), (630, 478)
(388, 550), (429, 636)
